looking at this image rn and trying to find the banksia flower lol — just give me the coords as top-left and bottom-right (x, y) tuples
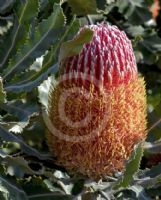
(150, 0), (160, 21)
(46, 23), (147, 178)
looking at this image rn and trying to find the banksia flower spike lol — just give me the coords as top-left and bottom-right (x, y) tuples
(46, 23), (147, 179)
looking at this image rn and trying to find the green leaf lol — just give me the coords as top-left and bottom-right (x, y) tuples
(0, 0), (39, 68)
(4, 18), (80, 93)
(4, 63), (58, 93)
(38, 75), (56, 110)
(0, 175), (28, 200)
(0, 0), (15, 14)
(144, 141), (161, 154)
(133, 29), (161, 64)
(129, 185), (152, 200)
(143, 162), (161, 178)
(136, 32), (161, 65)
(0, 125), (51, 160)
(1, 156), (36, 178)
(118, 0), (142, 17)
(72, 179), (84, 195)
(146, 186), (161, 197)
(126, 25), (145, 37)
(117, 0), (151, 25)
(2, 100), (39, 121)
(0, 78), (6, 103)
(137, 173), (161, 189)
(15, 0), (38, 24)
(3, 4), (65, 80)
(0, 22), (17, 68)
(38, 0), (60, 21)
(114, 143), (143, 189)
(28, 193), (73, 200)
(96, 0), (116, 12)
(140, 33), (161, 53)
(128, 7), (151, 25)
(68, 0), (97, 15)
(148, 93), (161, 111)
(21, 175), (70, 197)
(1, 100), (39, 133)
(59, 28), (93, 64)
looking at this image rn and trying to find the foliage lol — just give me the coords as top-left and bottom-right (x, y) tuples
(0, 0), (161, 199)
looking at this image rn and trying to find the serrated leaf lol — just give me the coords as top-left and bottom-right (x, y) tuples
(15, 0), (38, 24)
(114, 143), (143, 189)
(2, 100), (39, 120)
(0, 77), (6, 103)
(0, 19), (13, 36)
(1, 100), (39, 133)
(3, 4), (65, 80)
(68, 0), (97, 15)
(5, 63), (58, 93)
(4, 18), (80, 93)
(0, 121), (25, 134)
(38, 75), (56, 110)
(0, 0), (39, 68)
(1, 156), (36, 178)
(0, 125), (51, 160)
(59, 28), (93, 64)
(129, 185), (152, 200)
